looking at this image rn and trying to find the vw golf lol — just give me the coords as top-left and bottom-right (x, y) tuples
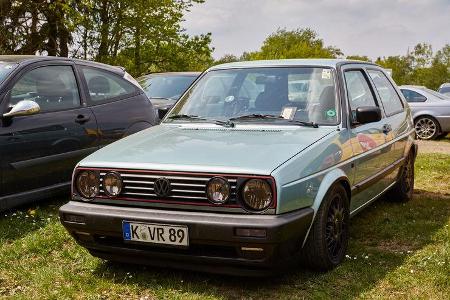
(60, 59), (417, 275)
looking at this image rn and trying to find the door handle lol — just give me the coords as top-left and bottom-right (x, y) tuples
(75, 115), (90, 124)
(382, 124), (392, 134)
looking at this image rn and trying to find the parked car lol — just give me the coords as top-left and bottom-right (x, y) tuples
(438, 83), (450, 96)
(60, 59), (417, 275)
(399, 85), (450, 139)
(137, 72), (200, 119)
(0, 55), (157, 211)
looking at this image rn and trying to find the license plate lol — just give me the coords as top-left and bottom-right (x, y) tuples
(122, 221), (189, 247)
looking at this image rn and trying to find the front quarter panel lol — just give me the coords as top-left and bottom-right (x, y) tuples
(273, 128), (353, 214)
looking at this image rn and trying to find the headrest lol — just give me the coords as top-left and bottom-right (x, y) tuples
(36, 77), (68, 98)
(88, 76), (110, 94)
(319, 86), (335, 102)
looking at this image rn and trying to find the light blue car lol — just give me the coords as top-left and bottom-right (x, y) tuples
(60, 59), (417, 275)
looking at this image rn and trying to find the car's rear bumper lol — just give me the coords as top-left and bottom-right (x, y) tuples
(59, 201), (314, 276)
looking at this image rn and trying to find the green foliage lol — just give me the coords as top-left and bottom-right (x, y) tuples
(376, 43), (450, 89)
(243, 28), (342, 61)
(346, 55), (372, 62)
(213, 54), (241, 65)
(0, 0), (213, 76)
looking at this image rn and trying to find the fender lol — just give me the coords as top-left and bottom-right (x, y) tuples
(301, 167), (350, 247)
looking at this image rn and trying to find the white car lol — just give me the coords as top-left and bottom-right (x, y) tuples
(399, 85), (450, 139)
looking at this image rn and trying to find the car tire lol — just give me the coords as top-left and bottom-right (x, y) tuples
(301, 184), (349, 271)
(414, 116), (440, 140)
(386, 151), (415, 203)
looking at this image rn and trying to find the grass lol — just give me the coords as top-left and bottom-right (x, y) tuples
(1, 153), (449, 299)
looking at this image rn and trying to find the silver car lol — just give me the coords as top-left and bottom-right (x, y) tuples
(399, 85), (450, 139)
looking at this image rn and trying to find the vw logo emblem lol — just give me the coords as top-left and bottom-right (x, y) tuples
(154, 177), (171, 197)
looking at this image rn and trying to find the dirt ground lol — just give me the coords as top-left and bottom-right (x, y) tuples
(417, 135), (450, 154)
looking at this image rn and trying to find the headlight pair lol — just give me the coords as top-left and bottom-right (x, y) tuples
(206, 177), (273, 211)
(75, 170), (122, 199)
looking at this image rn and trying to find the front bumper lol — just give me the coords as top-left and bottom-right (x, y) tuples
(59, 201), (314, 276)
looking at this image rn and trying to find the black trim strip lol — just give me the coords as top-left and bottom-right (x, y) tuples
(10, 146), (98, 170)
(351, 156), (405, 196)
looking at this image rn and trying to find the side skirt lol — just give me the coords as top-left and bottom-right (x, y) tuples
(0, 182), (70, 212)
(350, 180), (397, 218)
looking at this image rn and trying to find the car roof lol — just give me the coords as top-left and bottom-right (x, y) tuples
(0, 55), (125, 75)
(140, 72), (201, 78)
(208, 59), (377, 70)
(399, 85), (427, 89)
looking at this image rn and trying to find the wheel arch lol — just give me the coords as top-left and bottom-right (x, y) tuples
(301, 168), (351, 247)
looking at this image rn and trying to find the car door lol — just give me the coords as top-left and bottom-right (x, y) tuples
(367, 69), (408, 167)
(0, 62), (99, 197)
(77, 65), (154, 147)
(341, 66), (390, 212)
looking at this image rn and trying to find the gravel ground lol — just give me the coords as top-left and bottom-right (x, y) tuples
(417, 135), (450, 154)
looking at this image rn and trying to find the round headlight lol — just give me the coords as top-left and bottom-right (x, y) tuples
(206, 177), (230, 204)
(76, 170), (99, 199)
(242, 179), (273, 211)
(103, 172), (122, 197)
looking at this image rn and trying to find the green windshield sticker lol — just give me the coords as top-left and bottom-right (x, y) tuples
(326, 109), (336, 117)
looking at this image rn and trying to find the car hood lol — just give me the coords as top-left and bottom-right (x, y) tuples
(79, 124), (335, 175)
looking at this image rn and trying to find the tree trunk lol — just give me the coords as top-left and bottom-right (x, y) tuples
(134, 24), (141, 75)
(97, 0), (110, 62)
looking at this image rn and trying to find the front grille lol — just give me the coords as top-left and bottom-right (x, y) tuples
(99, 170), (239, 206)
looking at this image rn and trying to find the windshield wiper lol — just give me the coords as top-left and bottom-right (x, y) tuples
(167, 114), (204, 120)
(150, 96), (175, 100)
(287, 120), (319, 128)
(228, 114), (318, 127)
(229, 114), (284, 121)
(167, 114), (235, 127)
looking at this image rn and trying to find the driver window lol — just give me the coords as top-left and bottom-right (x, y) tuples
(10, 65), (80, 112)
(344, 70), (377, 114)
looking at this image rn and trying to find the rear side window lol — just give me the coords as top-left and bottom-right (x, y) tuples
(368, 70), (404, 116)
(344, 70), (378, 112)
(81, 67), (137, 104)
(400, 89), (427, 102)
(10, 65), (80, 112)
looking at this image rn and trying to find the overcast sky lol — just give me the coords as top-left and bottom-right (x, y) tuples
(183, 0), (450, 60)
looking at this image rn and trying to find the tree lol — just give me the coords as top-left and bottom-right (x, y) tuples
(346, 55), (372, 62)
(244, 28), (342, 60)
(0, 0), (213, 75)
(376, 43), (450, 89)
(214, 54), (240, 65)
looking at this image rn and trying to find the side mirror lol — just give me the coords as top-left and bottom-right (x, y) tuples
(3, 100), (40, 118)
(158, 108), (169, 119)
(355, 106), (382, 124)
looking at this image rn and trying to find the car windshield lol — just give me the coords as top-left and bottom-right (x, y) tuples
(138, 75), (197, 100)
(165, 67), (338, 126)
(422, 87), (450, 100)
(0, 62), (18, 84)
(439, 86), (450, 95)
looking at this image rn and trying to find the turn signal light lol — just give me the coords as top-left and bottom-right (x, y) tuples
(235, 228), (266, 238)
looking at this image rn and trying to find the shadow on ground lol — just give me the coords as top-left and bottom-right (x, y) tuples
(89, 190), (450, 299)
(0, 195), (68, 242)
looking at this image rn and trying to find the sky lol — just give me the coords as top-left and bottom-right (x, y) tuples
(183, 0), (450, 60)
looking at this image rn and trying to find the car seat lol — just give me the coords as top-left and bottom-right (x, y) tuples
(35, 76), (74, 111)
(88, 76), (110, 101)
(309, 86), (336, 123)
(254, 77), (289, 112)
